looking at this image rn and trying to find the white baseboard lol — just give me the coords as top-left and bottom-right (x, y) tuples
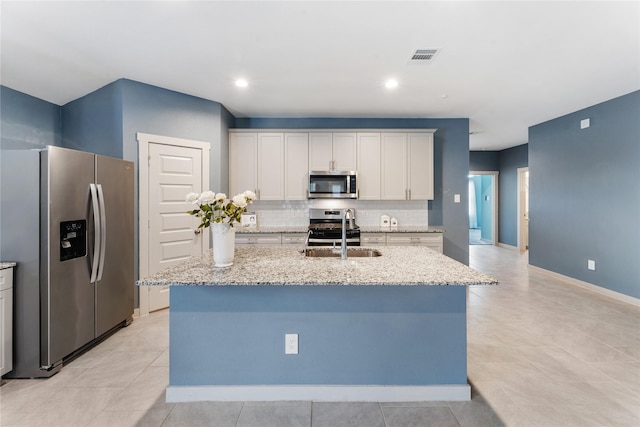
(133, 308), (140, 318)
(497, 242), (519, 251)
(166, 385), (471, 403)
(528, 265), (640, 307)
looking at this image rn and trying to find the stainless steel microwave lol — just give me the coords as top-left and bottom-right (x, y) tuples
(308, 171), (358, 199)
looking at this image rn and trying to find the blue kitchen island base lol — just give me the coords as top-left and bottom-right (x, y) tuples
(167, 284), (470, 402)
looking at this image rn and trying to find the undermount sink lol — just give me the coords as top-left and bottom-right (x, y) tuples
(304, 248), (382, 258)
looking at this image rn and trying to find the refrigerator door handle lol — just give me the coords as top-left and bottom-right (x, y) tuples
(89, 183), (101, 283)
(96, 184), (107, 282)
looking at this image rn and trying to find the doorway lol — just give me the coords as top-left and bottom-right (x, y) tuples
(517, 167), (529, 251)
(468, 171), (498, 245)
(138, 133), (211, 316)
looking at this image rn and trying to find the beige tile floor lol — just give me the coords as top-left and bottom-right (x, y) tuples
(1, 245), (638, 426)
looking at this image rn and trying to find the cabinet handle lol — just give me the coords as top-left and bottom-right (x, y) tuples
(408, 189), (411, 200)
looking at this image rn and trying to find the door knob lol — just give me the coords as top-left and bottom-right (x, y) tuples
(194, 229), (201, 235)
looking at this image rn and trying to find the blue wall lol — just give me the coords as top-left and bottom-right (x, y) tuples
(171, 285), (468, 387)
(497, 144), (528, 247)
(0, 86), (61, 150)
(62, 81), (123, 157)
(235, 118), (470, 264)
(469, 151), (498, 171)
(529, 91), (640, 299)
(470, 146), (528, 247)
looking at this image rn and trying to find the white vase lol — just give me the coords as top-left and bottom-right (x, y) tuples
(211, 222), (236, 267)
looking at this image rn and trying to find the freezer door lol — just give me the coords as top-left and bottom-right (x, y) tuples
(41, 146), (96, 367)
(95, 155), (134, 337)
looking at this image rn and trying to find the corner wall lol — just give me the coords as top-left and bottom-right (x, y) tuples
(497, 144), (528, 247)
(528, 91), (640, 299)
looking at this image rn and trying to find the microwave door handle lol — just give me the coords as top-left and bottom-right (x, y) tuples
(89, 184), (101, 283)
(96, 184), (107, 282)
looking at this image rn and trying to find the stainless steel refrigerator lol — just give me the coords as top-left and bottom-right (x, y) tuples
(0, 146), (134, 378)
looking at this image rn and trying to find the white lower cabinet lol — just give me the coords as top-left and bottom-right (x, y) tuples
(0, 268), (14, 377)
(361, 233), (443, 253)
(235, 233), (282, 246)
(237, 233), (308, 246)
(281, 233), (307, 245)
(360, 233), (386, 246)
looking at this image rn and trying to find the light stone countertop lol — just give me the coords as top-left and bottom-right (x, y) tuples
(137, 246), (497, 287)
(236, 225), (308, 234)
(359, 226), (444, 233)
(235, 225), (444, 234)
(0, 262), (16, 270)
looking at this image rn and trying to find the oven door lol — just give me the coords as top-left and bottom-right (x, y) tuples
(308, 237), (361, 247)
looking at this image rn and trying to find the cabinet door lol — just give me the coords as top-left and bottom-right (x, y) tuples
(361, 233), (386, 245)
(229, 133), (257, 197)
(282, 233), (307, 245)
(236, 233), (282, 245)
(309, 133), (333, 170)
(357, 133), (381, 200)
(408, 133), (434, 200)
(332, 133), (357, 171)
(0, 288), (12, 376)
(257, 133), (284, 200)
(381, 133), (408, 200)
(285, 133), (309, 200)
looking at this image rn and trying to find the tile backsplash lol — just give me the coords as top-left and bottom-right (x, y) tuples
(247, 200), (429, 227)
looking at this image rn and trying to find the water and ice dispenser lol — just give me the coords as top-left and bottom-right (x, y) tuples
(60, 220), (86, 261)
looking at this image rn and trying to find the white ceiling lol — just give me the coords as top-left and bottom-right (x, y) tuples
(1, 1), (638, 150)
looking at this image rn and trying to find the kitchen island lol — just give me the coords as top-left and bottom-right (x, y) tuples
(137, 246), (496, 402)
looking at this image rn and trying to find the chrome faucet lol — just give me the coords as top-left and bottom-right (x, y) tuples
(341, 208), (355, 260)
(302, 229), (312, 255)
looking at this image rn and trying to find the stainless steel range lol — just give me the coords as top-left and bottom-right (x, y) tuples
(308, 208), (361, 246)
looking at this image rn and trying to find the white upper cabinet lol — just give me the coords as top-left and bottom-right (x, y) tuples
(332, 133), (357, 171)
(284, 133), (309, 200)
(309, 132), (356, 171)
(407, 133), (434, 200)
(230, 132), (284, 200)
(381, 133), (408, 200)
(356, 133), (381, 200)
(308, 133), (333, 170)
(381, 132), (434, 200)
(257, 133), (284, 200)
(229, 132), (258, 197)
(230, 129), (434, 201)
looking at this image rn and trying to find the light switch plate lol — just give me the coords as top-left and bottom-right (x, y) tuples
(285, 334), (298, 354)
(580, 118), (590, 129)
(588, 260), (596, 271)
(454, 194), (461, 203)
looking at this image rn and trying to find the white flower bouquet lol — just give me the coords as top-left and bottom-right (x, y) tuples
(186, 190), (256, 229)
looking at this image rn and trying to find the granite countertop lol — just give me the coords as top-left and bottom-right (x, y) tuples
(236, 225), (444, 234)
(236, 225), (308, 234)
(359, 226), (444, 233)
(0, 262), (16, 270)
(137, 246), (497, 287)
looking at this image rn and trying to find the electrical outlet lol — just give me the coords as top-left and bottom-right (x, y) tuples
(285, 334), (298, 355)
(454, 194), (461, 203)
(588, 260), (596, 271)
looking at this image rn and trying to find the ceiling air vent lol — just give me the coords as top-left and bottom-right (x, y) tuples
(409, 49), (439, 63)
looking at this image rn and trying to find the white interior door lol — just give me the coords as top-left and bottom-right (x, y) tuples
(138, 133), (210, 315)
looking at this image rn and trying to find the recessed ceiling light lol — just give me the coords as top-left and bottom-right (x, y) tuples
(385, 79), (398, 89)
(235, 79), (248, 88)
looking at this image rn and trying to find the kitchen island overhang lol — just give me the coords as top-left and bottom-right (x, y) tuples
(137, 246), (497, 402)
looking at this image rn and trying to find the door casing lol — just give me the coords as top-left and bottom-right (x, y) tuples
(137, 132), (210, 317)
